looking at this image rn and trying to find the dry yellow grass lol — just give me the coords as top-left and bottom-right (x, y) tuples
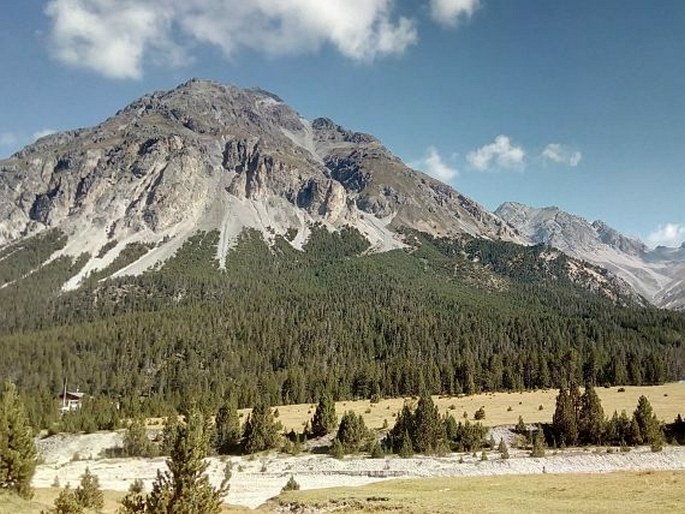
(238, 382), (685, 432)
(276, 470), (685, 513)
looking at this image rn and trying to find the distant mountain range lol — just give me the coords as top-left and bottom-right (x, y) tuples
(496, 202), (685, 310)
(0, 79), (682, 310)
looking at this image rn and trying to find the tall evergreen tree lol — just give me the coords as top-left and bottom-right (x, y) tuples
(0, 381), (37, 499)
(119, 408), (228, 514)
(633, 396), (662, 451)
(334, 411), (370, 454)
(242, 402), (280, 454)
(552, 387), (578, 446)
(309, 395), (337, 438)
(413, 394), (445, 454)
(578, 385), (605, 445)
(384, 404), (415, 454)
(214, 399), (241, 454)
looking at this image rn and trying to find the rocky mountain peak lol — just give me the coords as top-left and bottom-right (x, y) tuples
(497, 201), (684, 310)
(0, 80), (525, 286)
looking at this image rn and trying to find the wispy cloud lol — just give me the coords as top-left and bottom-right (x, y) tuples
(429, 0), (480, 27)
(646, 223), (685, 248)
(33, 129), (56, 141)
(466, 135), (525, 171)
(44, 0), (423, 79)
(541, 143), (582, 167)
(413, 146), (459, 182)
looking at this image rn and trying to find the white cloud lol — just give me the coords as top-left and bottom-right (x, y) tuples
(646, 223), (685, 248)
(430, 0), (480, 27)
(541, 143), (582, 167)
(413, 146), (459, 182)
(466, 135), (525, 171)
(33, 129), (56, 141)
(44, 0), (419, 79)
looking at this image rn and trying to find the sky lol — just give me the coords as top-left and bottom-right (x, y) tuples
(1, 0), (683, 247)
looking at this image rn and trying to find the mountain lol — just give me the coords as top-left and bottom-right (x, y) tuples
(1, 80), (683, 416)
(0, 79), (520, 290)
(496, 202), (685, 310)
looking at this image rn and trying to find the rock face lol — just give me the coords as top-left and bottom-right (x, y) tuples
(496, 202), (685, 310)
(0, 79), (521, 286)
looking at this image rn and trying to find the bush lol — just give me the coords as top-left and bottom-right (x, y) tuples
(474, 407), (486, 420)
(281, 475), (300, 492)
(498, 438), (510, 459)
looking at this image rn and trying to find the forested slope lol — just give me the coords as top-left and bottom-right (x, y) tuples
(0, 226), (683, 422)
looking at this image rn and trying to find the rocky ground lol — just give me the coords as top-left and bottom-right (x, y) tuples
(33, 429), (685, 510)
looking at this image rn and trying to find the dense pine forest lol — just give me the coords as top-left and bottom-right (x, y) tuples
(0, 225), (683, 428)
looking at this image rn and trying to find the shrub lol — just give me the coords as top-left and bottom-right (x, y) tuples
(281, 475), (300, 492)
(498, 438), (510, 459)
(474, 407), (486, 420)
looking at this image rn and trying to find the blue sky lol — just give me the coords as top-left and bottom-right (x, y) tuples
(1, 0), (683, 247)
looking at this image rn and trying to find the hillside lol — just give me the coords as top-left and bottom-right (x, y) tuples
(496, 202), (685, 310)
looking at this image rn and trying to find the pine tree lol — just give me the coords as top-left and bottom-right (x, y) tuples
(214, 399), (241, 454)
(578, 385), (605, 445)
(633, 395), (661, 446)
(398, 429), (414, 458)
(159, 414), (180, 456)
(242, 402), (280, 454)
(552, 387), (577, 447)
(74, 467), (104, 511)
(0, 381), (37, 499)
(515, 415), (526, 434)
(118, 480), (145, 514)
(309, 395), (337, 438)
(530, 427), (546, 458)
(118, 408), (228, 514)
(47, 485), (83, 514)
(334, 411), (370, 454)
(122, 418), (156, 458)
(498, 438), (510, 459)
(413, 395), (445, 454)
(384, 404), (415, 454)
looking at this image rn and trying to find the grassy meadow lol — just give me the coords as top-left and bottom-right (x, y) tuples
(277, 470), (685, 513)
(238, 382), (685, 432)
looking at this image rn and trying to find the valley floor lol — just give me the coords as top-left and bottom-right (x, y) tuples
(32, 431), (685, 510)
